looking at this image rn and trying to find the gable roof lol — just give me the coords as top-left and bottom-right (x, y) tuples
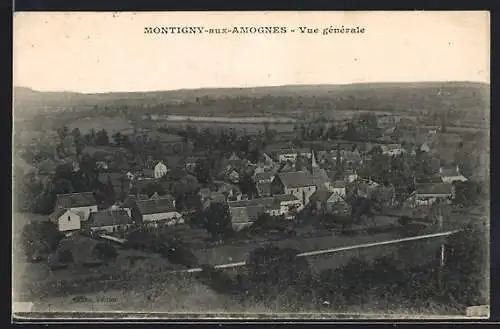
(276, 171), (316, 188)
(254, 171), (274, 182)
(440, 166), (461, 177)
(229, 205), (266, 224)
(50, 208), (79, 221)
(381, 144), (403, 151)
(309, 189), (334, 204)
(274, 194), (300, 203)
(87, 210), (133, 228)
(228, 197), (275, 209)
(136, 197), (176, 215)
(415, 183), (453, 195)
(55, 192), (97, 209)
(332, 180), (347, 189)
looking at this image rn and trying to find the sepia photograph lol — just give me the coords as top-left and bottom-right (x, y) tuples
(12, 11), (490, 320)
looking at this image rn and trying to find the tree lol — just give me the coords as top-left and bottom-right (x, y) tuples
(453, 181), (483, 207)
(246, 245), (313, 306)
(194, 159), (211, 185)
(92, 242), (118, 262)
(59, 249), (74, 263)
(20, 221), (65, 261)
(239, 172), (258, 199)
(112, 131), (123, 146)
(204, 203), (232, 240)
(442, 222), (489, 306)
(95, 129), (110, 146)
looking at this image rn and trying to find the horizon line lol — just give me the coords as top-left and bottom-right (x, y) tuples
(13, 80), (490, 95)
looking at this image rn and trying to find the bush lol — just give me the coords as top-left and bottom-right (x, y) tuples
(246, 244), (313, 305)
(20, 221), (65, 261)
(91, 242), (118, 262)
(58, 249), (74, 263)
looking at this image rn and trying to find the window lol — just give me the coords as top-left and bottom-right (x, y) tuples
(68, 216), (71, 221)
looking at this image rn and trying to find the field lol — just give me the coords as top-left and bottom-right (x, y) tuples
(67, 116), (134, 134)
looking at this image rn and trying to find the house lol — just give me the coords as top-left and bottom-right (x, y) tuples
(309, 189), (350, 215)
(198, 188), (212, 201)
(185, 156), (200, 172)
(202, 192), (227, 210)
(409, 183), (454, 207)
(330, 180), (347, 201)
(439, 165), (468, 183)
(85, 209), (134, 234)
(420, 142), (431, 153)
(271, 171), (317, 206)
(229, 204), (266, 231)
(154, 161), (169, 179)
(381, 144), (404, 156)
(133, 197), (184, 227)
(50, 209), (81, 232)
(256, 181), (272, 197)
(343, 169), (359, 183)
(96, 161), (109, 170)
(254, 171), (275, 184)
(273, 194), (303, 215)
(53, 192), (98, 221)
(228, 198), (276, 230)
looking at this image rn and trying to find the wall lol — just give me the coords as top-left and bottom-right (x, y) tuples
(143, 211), (182, 223)
(58, 211), (81, 232)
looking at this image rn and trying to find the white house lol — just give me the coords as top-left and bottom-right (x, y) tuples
(273, 194), (303, 215)
(344, 169), (359, 183)
(329, 180), (347, 201)
(154, 161), (169, 179)
(50, 209), (81, 232)
(53, 192), (98, 221)
(381, 144), (404, 156)
(440, 165), (468, 183)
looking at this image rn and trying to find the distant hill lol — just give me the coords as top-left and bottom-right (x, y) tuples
(13, 82), (490, 119)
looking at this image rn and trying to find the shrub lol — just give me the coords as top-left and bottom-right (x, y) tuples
(91, 242), (118, 262)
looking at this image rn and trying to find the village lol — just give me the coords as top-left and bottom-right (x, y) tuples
(12, 107), (489, 314)
(14, 109), (487, 250)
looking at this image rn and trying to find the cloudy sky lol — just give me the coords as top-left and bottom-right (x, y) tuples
(13, 11), (489, 93)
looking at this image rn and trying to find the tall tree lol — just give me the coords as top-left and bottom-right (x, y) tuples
(204, 203), (232, 240)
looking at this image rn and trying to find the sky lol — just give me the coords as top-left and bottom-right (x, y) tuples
(13, 11), (490, 93)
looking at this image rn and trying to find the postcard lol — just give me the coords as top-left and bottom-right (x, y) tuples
(12, 11), (490, 320)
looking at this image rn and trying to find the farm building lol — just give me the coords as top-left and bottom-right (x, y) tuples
(133, 197), (184, 227)
(50, 209), (81, 232)
(53, 192), (98, 221)
(85, 209), (135, 234)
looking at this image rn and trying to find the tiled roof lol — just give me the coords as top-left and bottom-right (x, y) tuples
(136, 197), (176, 215)
(273, 194), (300, 203)
(55, 192), (97, 209)
(440, 167), (460, 177)
(230, 205), (266, 224)
(415, 183), (453, 195)
(277, 171), (316, 188)
(332, 180), (347, 189)
(87, 210), (133, 228)
(229, 197), (275, 208)
(50, 208), (75, 221)
(254, 172), (274, 182)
